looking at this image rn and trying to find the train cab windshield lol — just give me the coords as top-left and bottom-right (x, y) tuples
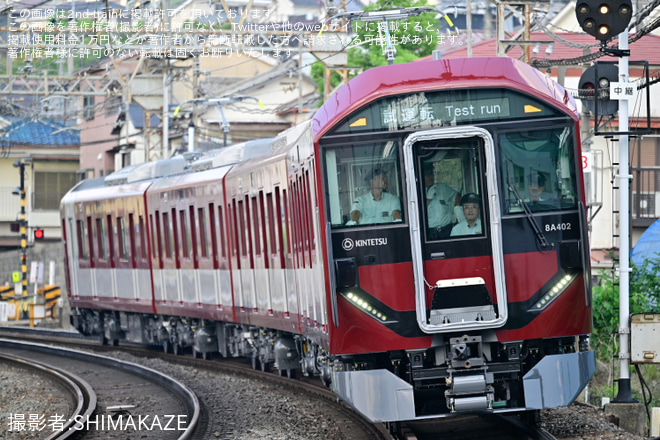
(417, 140), (485, 241)
(324, 141), (404, 228)
(500, 126), (578, 215)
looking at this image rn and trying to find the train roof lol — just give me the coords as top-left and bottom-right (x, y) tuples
(61, 138), (277, 206)
(99, 137), (275, 186)
(312, 57), (578, 140)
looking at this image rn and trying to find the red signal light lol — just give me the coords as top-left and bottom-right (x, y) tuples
(34, 229), (44, 240)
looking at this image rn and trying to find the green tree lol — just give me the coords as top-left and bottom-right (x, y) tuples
(591, 256), (660, 359)
(312, 0), (443, 100)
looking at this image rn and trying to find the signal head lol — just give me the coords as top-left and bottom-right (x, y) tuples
(575, 0), (632, 42)
(578, 62), (619, 116)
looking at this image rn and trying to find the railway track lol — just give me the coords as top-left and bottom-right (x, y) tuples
(0, 336), (200, 439)
(0, 352), (96, 439)
(0, 326), (555, 440)
(0, 327), (390, 440)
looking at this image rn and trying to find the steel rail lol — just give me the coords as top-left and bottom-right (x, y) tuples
(0, 338), (201, 440)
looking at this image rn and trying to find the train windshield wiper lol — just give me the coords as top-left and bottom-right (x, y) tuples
(507, 182), (550, 248)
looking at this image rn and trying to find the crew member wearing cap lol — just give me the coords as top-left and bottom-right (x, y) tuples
(450, 193), (482, 236)
(346, 168), (402, 225)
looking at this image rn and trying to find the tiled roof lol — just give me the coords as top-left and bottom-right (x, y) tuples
(0, 118), (79, 147)
(427, 32), (660, 65)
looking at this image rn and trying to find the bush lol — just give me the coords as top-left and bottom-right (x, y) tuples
(590, 255), (660, 405)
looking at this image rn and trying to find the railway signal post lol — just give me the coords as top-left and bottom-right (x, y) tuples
(12, 160), (29, 298)
(576, 0), (639, 408)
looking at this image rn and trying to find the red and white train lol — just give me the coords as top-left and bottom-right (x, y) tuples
(61, 57), (595, 427)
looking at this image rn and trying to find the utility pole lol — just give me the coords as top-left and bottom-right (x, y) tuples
(191, 56), (201, 152)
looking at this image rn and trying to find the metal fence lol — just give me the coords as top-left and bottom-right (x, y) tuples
(632, 167), (660, 227)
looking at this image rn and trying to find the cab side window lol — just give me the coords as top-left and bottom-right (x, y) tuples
(325, 141), (404, 228)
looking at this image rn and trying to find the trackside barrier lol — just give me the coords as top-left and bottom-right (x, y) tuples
(0, 285), (60, 325)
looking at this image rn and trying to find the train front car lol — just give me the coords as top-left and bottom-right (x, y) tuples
(315, 57), (595, 424)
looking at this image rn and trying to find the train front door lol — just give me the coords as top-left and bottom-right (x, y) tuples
(403, 127), (508, 334)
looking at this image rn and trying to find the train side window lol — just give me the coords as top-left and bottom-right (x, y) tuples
(291, 180), (303, 267)
(324, 140), (403, 228)
(305, 170), (316, 253)
(218, 205), (227, 259)
(77, 220), (88, 259)
(128, 214), (137, 267)
(208, 204), (218, 267)
(189, 207), (198, 266)
(179, 209), (191, 261)
(86, 216), (94, 262)
(151, 213), (161, 263)
(171, 208), (179, 264)
(96, 218), (106, 260)
(237, 200), (247, 258)
(281, 189), (291, 258)
(106, 214), (115, 265)
(162, 211), (171, 260)
(117, 216), (128, 261)
(267, 192), (278, 257)
(198, 207), (208, 259)
(301, 173), (313, 268)
(244, 195), (255, 268)
(274, 188), (285, 266)
(259, 191), (269, 267)
(500, 126), (577, 215)
(229, 201), (240, 268)
(299, 176), (307, 254)
(139, 215), (147, 261)
(252, 196), (261, 256)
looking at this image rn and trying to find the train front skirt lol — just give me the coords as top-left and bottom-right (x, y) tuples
(331, 350), (596, 423)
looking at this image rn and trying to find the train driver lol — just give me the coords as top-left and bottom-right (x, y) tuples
(450, 193), (482, 236)
(525, 172), (558, 210)
(346, 168), (402, 225)
(527, 172), (546, 203)
(424, 162), (462, 238)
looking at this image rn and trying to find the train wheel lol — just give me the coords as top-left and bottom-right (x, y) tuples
(260, 360), (270, 373)
(251, 355), (259, 370)
(192, 347), (198, 359)
(173, 342), (181, 356)
(278, 368), (295, 378)
(202, 351), (209, 361)
(163, 341), (169, 354)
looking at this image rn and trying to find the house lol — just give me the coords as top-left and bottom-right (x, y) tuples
(196, 57), (320, 144)
(0, 117), (79, 248)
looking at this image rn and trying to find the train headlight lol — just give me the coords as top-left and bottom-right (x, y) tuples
(531, 274), (575, 311)
(346, 292), (388, 322)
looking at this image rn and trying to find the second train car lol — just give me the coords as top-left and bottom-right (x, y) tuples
(61, 57), (596, 425)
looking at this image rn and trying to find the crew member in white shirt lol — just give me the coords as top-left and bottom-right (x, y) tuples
(424, 163), (461, 237)
(450, 193), (482, 236)
(346, 168), (401, 225)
